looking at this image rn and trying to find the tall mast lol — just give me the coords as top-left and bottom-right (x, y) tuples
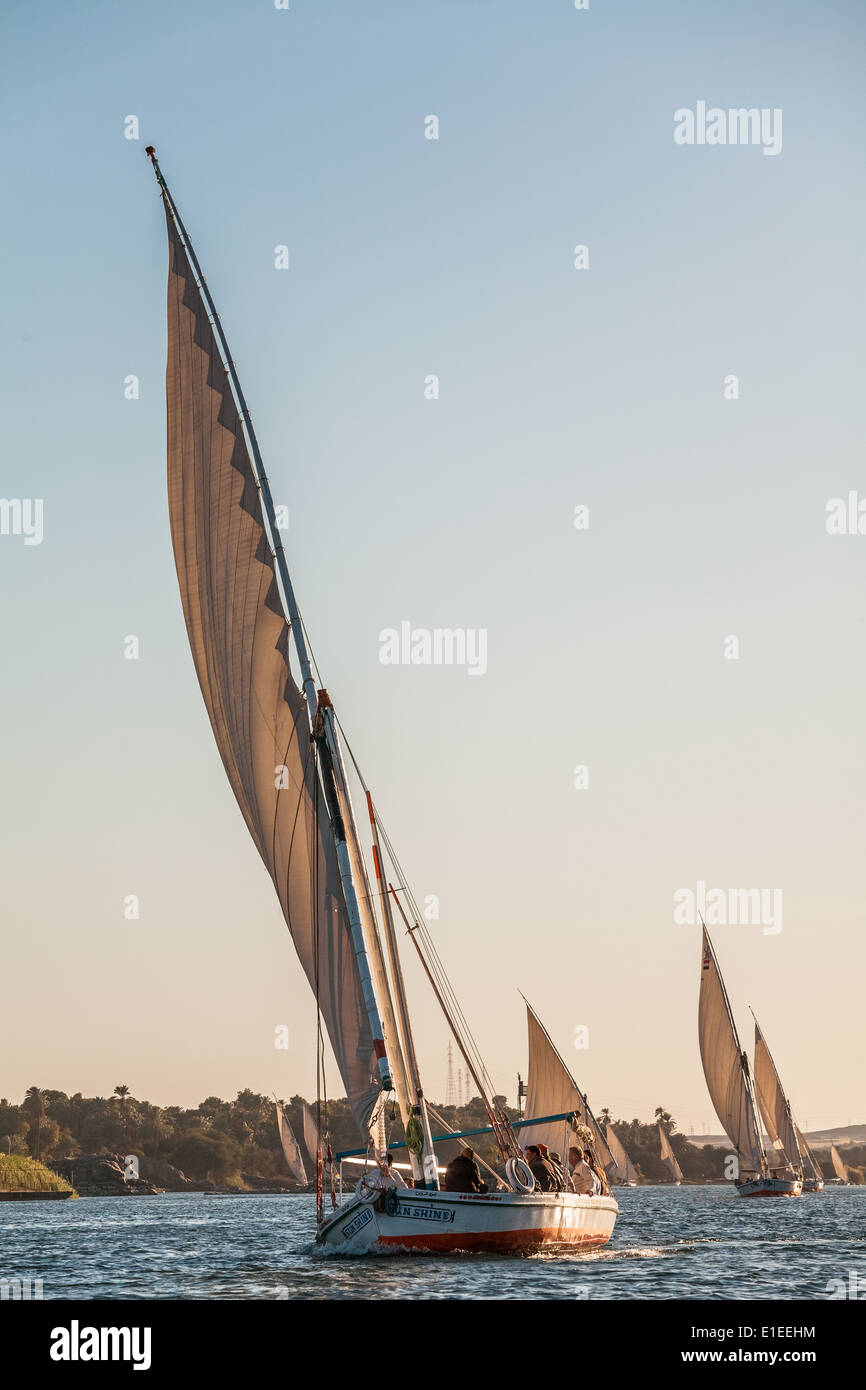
(388, 884), (518, 1161)
(145, 147), (395, 1100)
(367, 794), (438, 1187)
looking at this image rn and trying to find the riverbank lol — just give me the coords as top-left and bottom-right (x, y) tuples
(45, 1153), (302, 1197)
(0, 1154), (76, 1199)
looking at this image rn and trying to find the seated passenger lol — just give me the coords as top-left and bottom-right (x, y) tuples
(548, 1150), (569, 1190)
(524, 1144), (558, 1192)
(568, 1145), (595, 1195)
(384, 1153), (408, 1188)
(442, 1146), (488, 1194)
(585, 1149), (610, 1195)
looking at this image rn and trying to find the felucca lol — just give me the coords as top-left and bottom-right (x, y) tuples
(605, 1124), (639, 1186)
(658, 1124), (684, 1185)
(794, 1125), (824, 1193)
(521, 1000), (616, 1173)
(147, 148), (618, 1254)
(829, 1145), (849, 1185)
(752, 1014), (809, 1191)
(698, 927), (801, 1196)
(274, 1103), (307, 1187)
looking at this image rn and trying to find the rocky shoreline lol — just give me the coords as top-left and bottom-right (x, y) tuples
(46, 1154), (300, 1197)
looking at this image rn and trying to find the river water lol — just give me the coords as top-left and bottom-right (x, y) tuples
(2, 1186), (863, 1300)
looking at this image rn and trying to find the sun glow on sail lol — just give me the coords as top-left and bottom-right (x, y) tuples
(698, 928), (765, 1176)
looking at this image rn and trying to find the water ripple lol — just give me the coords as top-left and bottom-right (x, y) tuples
(0, 1186), (862, 1300)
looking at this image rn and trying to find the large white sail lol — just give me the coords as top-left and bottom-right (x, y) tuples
(523, 1002), (614, 1168)
(275, 1103), (307, 1184)
(795, 1125), (824, 1183)
(605, 1123), (638, 1185)
(162, 203), (381, 1135)
(658, 1124), (684, 1183)
(830, 1145), (848, 1183)
(698, 928), (765, 1176)
(753, 1019), (802, 1173)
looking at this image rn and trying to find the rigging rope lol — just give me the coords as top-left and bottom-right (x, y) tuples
(332, 715), (500, 1106)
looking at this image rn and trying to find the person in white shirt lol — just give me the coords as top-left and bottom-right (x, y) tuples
(384, 1152), (408, 1188)
(567, 1145), (595, 1195)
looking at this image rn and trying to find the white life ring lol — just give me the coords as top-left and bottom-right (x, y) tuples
(355, 1173), (389, 1206)
(506, 1157), (535, 1194)
(355, 1174), (383, 1202)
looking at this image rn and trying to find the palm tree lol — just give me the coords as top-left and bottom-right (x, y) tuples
(22, 1087), (47, 1159)
(113, 1085), (132, 1147)
(655, 1106), (673, 1132)
(599, 1107), (612, 1126)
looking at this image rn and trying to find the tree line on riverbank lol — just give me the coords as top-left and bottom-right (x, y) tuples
(1, 1088), (860, 1186)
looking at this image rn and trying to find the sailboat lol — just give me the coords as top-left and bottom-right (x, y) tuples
(794, 1125), (824, 1193)
(829, 1145), (849, 1185)
(698, 927), (801, 1196)
(752, 1015), (807, 1190)
(605, 1124), (639, 1187)
(522, 1000), (616, 1176)
(146, 147), (618, 1254)
(658, 1125), (684, 1185)
(275, 1103), (308, 1186)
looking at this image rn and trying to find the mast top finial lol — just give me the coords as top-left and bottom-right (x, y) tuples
(145, 145), (156, 160)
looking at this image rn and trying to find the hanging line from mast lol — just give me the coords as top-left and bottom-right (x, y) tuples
(424, 1103), (509, 1190)
(333, 714), (500, 1106)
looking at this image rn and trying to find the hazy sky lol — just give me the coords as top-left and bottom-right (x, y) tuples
(2, 1), (863, 1134)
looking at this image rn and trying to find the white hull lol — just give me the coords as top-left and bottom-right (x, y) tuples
(317, 1187), (619, 1254)
(735, 1176), (802, 1198)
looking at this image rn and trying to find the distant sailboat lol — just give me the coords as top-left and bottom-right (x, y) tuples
(658, 1125), (684, 1185)
(752, 1016), (804, 1187)
(829, 1145), (849, 1184)
(147, 147), (618, 1253)
(301, 1102), (325, 1176)
(794, 1125), (824, 1193)
(604, 1124), (638, 1186)
(275, 1103), (308, 1186)
(698, 927), (801, 1197)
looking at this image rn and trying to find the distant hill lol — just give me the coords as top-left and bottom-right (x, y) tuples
(687, 1124), (866, 1149)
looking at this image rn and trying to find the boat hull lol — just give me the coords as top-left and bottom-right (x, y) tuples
(735, 1177), (802, 1197)
(316, 1188), (619, 1254)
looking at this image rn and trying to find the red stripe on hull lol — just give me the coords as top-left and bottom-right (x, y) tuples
(376, 1227), (611, 1253)
(737, 1188), (801, 1197)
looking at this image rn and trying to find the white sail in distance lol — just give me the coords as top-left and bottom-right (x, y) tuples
(698, 928), (766, 1177)
(795, 1125), (824, 1183)
(302, 1101), (323, 1170)
(275, 1103), (307, 1185)
(830, 1145), (848, 1183)
(605, 1123), (638, 1185)
(522, 1001), (614, 1168)
(158, 182), (384, 1136)
(752, 1018), (803, 1174)
(658, 1124), (684, 1183)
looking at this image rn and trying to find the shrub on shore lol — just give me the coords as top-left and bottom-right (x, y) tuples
(0, 1154), (75, 1194)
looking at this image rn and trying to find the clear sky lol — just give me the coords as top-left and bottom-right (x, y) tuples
(1, 1), (863, 1133)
